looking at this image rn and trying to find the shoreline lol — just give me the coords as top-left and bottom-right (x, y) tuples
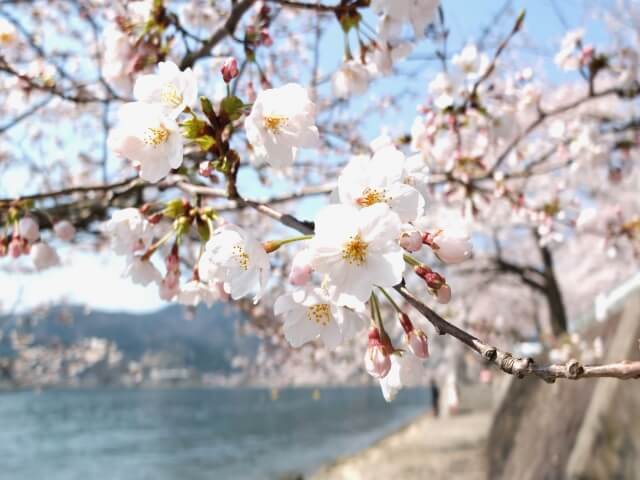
(309, 409), (491, 480)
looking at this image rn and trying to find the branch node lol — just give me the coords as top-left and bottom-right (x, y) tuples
(565, 359), (584, 379)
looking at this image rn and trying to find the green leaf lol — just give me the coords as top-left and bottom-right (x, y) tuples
(200, 96), (216, 120)
(181, 117), (206, 139)
(195, 135), (216, 151)
(221, 96), (244, 121)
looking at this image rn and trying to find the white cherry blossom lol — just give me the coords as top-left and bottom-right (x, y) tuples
(332, 60), (370, 99)
(133, 61), (197, 119)
(379, 353), (424, 402)
(371, 0), (440, 37)
(124, 257), (162, 286)
(104, 208), (154, 256)
(108, 102), (183, 183)
(177, 280), (220, 307)
(199, 225), (270, 302)
(244, 83), (320, 169)
(337, 146), (426, 222)
(274, 287), (364, 350)
(308, 203), (404, 307)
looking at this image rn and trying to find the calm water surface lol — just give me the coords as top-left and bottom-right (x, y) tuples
(0, 387), (431, 479)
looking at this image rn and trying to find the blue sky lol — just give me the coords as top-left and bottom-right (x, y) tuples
(0, 0), (617, 314)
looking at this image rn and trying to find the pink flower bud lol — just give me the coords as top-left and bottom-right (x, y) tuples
(399, 229), (422, 253)
(166, 251), (180, 272)
(31, 242), (60, 270)
(260, 28), (273, 46)
(8, 237), (22, 258)
(407, 329), (429, 358)
(199, 161), (213, 177)
(53, 220), (76, 242)
(431, 232), (472, 264)
(364, 328), (391, 379)
(437, 283), (451, 304)
(19, 217), (39, 243)
(221, 57), (239, 83)
(288, 249), (313, 286)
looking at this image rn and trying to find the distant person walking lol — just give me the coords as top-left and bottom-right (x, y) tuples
(430, 380), (440, 417)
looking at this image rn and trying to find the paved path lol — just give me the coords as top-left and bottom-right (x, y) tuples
(310, 411), (491, 480)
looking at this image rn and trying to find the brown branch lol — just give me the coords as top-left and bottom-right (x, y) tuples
(0, 176), (141, 205)
(395, 285), (640, 383)
(179, 0), (256, 69)
(194, 190), (640, 384)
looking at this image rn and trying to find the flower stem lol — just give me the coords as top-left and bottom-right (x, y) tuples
(403, 253), (423, 267)
(141, 229), (174, 261)
(377, 287), (402, 314)
(263, 235), (313, 253)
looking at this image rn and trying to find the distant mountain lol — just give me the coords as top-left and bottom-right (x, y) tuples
(0, 303), (257, 373)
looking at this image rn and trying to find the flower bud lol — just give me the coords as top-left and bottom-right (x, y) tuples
(399, 229), (422, 253)
(19, 217), (39, 243)
(31, 242), (60, 270)
(407, 329), (429, 358)
(364, 328), (391, 379)
(260, 28), (273, 47)
(8, 237), (22, 258)
(437, 283), (451, 304)
(199, 161), (213, 177)
(288, 249), (313, 286)
(430, 231), (472, 264)
(53, 220), (76, 242)
(221, 57), (239, 83)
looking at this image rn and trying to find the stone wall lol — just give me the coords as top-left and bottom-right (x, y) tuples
(487, 293), (639, 480)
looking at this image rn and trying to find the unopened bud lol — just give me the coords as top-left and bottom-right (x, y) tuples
(437, 283), (451, 304)
(199, 161), (213, 177)
(365, 328), (391, 379)
(260, 28), (273, 46)
(8, 237), (22, 258)
(19, 217), (39, 243)
(430, 231), (472, 264)
(221, 57), (239, 83)
(407, 329), (429, 358)
(288, 249), (313, 286)
(399, 229), (423, 252)
(53, 220), (76, 242)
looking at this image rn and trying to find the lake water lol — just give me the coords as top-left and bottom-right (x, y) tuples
(0, 387), (431, 479)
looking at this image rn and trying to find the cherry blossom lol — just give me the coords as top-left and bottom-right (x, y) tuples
(337, 146), (426, 223)
(133, 61), (197, 119)
(244, 83), (320, 169)
(332, 60), (370, 99)
(379, 354), (423, 402)
(104, 208), (154, 256)
(124, 257), (162, 286)
(199, 225), (270, 302)
(274, 287), (365, 350)
(308, 203), (404, 306)
(177, 280), (219, 308)
(108, 102), (183, 183)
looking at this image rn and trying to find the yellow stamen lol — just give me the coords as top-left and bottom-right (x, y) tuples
(342, 233), (368, 266)
(307, 304), (331, 326)
(232, 244), (250, 271)
(143, 126), (170, 146)
(160, 83), (183, 108)
(356, 187), (388, 207)
(263, 115), (288, 133)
